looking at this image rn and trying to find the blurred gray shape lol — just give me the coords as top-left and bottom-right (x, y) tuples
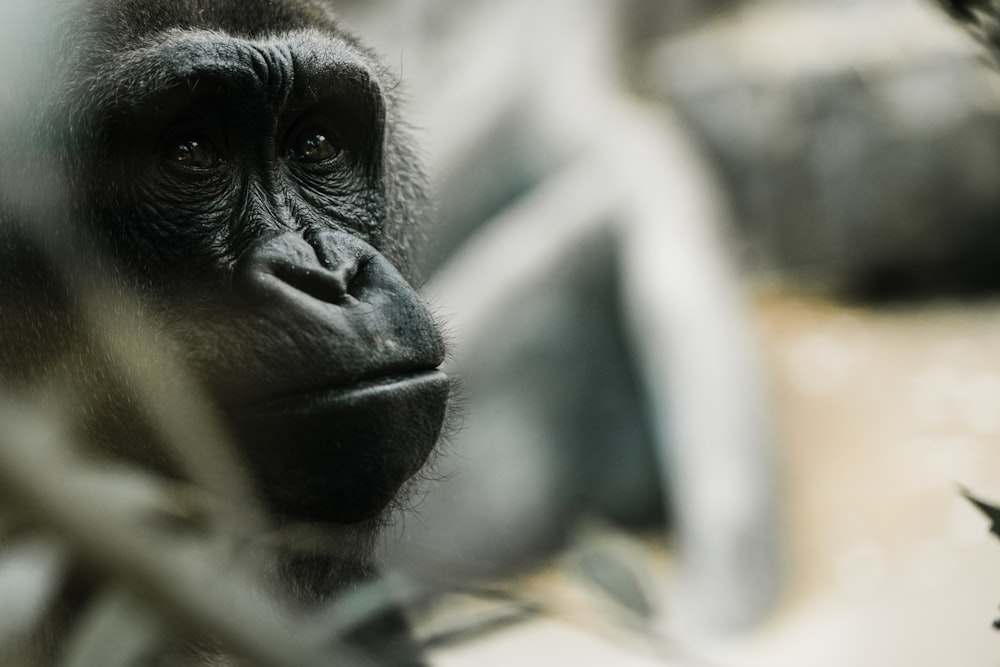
(364, 0), (783, 637)
(648, 0), (1000, 295)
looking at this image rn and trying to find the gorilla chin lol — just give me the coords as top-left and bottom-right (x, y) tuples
(230, 370), (450, 525)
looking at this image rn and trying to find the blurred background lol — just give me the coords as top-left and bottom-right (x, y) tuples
(3, 0), (1000, 665)
(330, 0), (1000, 664)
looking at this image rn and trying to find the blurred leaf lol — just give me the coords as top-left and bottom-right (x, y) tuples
(571, 545), (657, 622)
(962, 487), (1000, 540)
(962, 487), (1000, 630)
(63, 588), (166, 667)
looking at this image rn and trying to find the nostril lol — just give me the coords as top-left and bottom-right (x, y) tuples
(274, 262), (358, 304)
(233, 232), (363, 306)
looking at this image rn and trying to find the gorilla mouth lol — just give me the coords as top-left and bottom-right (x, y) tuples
(227, 370), (450, 525)
(245, 369), (449, 412)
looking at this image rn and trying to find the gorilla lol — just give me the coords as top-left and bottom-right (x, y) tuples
(0, 0), (448, 663)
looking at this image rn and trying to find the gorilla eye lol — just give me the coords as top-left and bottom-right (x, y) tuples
(164, 136), (220, 170)
(288, 129), (340, 163)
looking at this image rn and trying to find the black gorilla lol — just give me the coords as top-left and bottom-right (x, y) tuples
(0, 0), (448, 662)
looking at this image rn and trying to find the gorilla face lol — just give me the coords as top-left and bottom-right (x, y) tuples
(2, 0), (449, 530)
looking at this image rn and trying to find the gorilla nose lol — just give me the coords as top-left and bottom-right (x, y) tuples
(234, 230), (368, 306)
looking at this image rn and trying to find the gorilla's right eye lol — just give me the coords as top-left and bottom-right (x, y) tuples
(163, 135), (220, 170)
(287, 128), (341, 164)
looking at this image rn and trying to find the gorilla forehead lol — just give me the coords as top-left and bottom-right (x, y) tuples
(88, 0), (340, 41)
(61, 0), (388, 114)
(93, 30), (384, 117)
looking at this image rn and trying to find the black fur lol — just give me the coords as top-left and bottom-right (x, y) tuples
(0, 0), (447, 663)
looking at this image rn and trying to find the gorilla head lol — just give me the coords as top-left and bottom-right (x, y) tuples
(0, 0), (449, 587)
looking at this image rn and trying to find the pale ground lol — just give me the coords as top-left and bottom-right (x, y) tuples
(427, 289), (1000, 666)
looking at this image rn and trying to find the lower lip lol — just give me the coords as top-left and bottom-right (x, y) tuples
(244, 369), (449, 415)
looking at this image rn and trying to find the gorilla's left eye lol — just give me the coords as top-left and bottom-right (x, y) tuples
(163, 135), (220, 171)
(288, 129), (341, 163)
